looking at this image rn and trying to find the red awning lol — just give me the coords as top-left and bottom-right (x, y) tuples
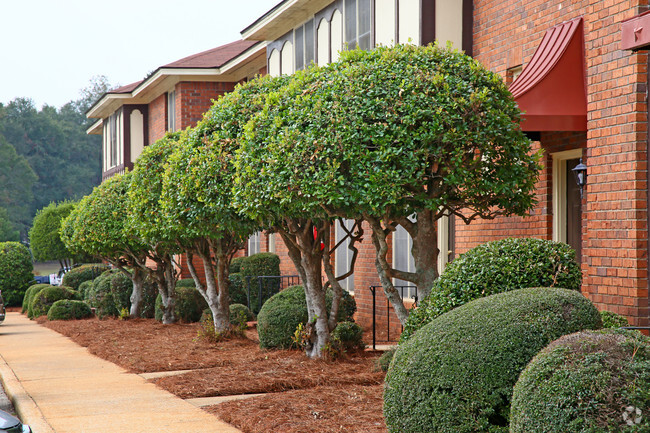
(509, 17), (587, 132)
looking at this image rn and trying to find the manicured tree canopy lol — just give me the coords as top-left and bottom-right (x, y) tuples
(128, 133), (182, 324)
(241, 44), (541, 324)
(30, 201), (77, 267)
(160, 88), (262, 333)
(0, 207), (19, 242)
(60, 173), (149, 317)
(0, 241), (34, 306)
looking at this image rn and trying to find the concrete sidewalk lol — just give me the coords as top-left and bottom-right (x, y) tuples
(0, 312), (241, 433)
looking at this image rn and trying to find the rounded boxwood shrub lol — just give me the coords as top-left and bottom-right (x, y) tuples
(155, 286), (208, 323)
(22, 283), (51, 314)
(176, 278), (195, 288)
(402, 238), (582, 341)
(47, 299), (93, 321)
(331, 321), (365, 352)
(228, 272), (247, 306)
(257, 285), (356, 349)
(86, 270), (123, 318)
(510, 329), (650, 432)
(31, 285), (79, 318)
(240, 253), (281, 313)
(77, 280), (93, 299)
(383, 287), (602, 433)
(0, 241), (34, 307)
(600, 310), (629, 328)
(229, 257), (246, 274)
(62, 263), (110, 290)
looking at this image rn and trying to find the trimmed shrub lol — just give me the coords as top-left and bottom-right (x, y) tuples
(22, 283), (51, 314)
(257, 285), (356, 349)
(78, 280), (93, 299)
(374, 347), (397, 372)
(402, 238), (582, 341)
(0, 242), (34, 307)
(229, 256), (246, 274)
(85, 269), (156, 319)
(86, 270), (121, 318)
(510, 329), (650, 432)
(31, 285), (79, 318)
(47, 300), (92, 321)
(600, 310), (629, 328)
(240, 253), (281, 313)
(228, 273), (247, 306)
(330, 321), (365, 352)
(230, 303), (253, 331)
(155, 286), (208, 323)
(176, 278), (195, 288)
(62, 263), (110, 290)
(383, 287), (602, 433)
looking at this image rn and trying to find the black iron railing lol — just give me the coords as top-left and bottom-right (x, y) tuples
(369, 285), (418, 350)
(245, 275), (301, 313)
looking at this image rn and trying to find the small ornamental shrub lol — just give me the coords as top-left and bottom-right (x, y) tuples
(155, 286), (208, 323)
(77, 280), (93, 299)
(86, 270), (120, 318)
(228, 273), (247, 306)
(510, 329), (650, 433)
(229, 257), (246, 274)
(383, 287), (602, 433)
(176, 278), (195, 288)
(402, 238), (582, 341)
(47, 300), (92, 321)
(374, 347), (397, 372)
(30, 286), (79, 318)
(62, 263), (110, 290)
(240, 253), (281, 313)
(257, 285), (356, 349)
(600, 310), (629, 328)
(22, 284), (51, 314)
(229, 303), (253, 331)
(330, 321), (365, 352)
(0, 241), (34, 307)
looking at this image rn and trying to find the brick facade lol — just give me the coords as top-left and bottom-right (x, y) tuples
(148, 94), (167, 145)
(176, 82), (235, 130)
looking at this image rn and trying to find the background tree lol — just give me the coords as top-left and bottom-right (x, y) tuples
(30, 201), (77, 268)
(128, 134), (181, 324)
(60, 173), (149, 318)
(243, 44), (541, 326)
(0, 207), (19, 242)
(0, 242), (34, 306)
(0, 137), (37, 237)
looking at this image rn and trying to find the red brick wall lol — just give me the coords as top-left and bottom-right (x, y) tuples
(176, 82), (235, 130)
(148, 94), (167, 144)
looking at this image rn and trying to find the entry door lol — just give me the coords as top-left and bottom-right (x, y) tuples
(565, 158), (582, 262)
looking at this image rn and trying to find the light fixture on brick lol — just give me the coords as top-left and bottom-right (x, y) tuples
(571, 158), (587, 198)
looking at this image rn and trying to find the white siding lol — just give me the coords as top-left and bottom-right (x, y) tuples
(398, 0), (420, 45)
(317, 18), (330, 65)
(269, 49), (281, 77)
(130, 109), (144, 163)
(331, 9), (343, 61)
(281, 41), (294, 75)
(375, 0), (397, 46)
(435, 0), (463, 48)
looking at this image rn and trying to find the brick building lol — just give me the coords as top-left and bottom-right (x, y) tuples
(239, 0), (650, 336)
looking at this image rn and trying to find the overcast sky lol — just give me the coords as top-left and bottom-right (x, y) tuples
(0, 0), (278, 109)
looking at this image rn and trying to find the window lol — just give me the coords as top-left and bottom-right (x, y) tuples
(392, 223), (416, 299)
(294, 19), (315, 71)
(109, 113), (118, 167)
(167, 90), (176, 132)
(104, 111), (122, 170)
(335, 219), (355, 293)
(344, 0), (371, 50)
(248, 232), (261, 256)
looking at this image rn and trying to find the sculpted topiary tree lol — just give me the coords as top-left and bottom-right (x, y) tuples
(60, 173), (149, 318)
(245, 44), (542, 325)
(127, 134), (182, 324)
(30, 201), (77, 268)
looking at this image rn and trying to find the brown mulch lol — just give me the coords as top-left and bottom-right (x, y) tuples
(40, 316), (388, 432)
(210, 384), (388, 433)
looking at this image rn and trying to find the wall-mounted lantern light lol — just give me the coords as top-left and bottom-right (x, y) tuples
(572, 158), (587, 198)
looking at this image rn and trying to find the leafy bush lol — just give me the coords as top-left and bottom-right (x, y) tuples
(600, 310), (629, 328)
(330, 321), (365, 352)
(228, 273), (247, 306)
(86, 270), (124, 318)
(374, 347), (397, 372)
(229, 256), (246, 274)
(384, 287), (602, 433)
(155, 286), (207, 323)
(176, 278), (195, 288)
(0, 241), (34, 306)
(31, 286), (79, 318)
(22, 283), (51, 314)
(62, 263), (110, 290)
(257, 285), (356, 349)
(239, 253), (282, 313)
(47, 299), (92, 321)
(229, 303), (253, 331)
(402, 238), (582, 341)
(78, 280), (93, 299)
(510, 329), (650, 432)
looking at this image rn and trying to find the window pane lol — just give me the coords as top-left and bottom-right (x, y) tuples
(304, 19), (314, 66)
(359, 0), (371, 35)
(345, 0), (357, 48)
(393, 224), (414, 297)
(295, 26), (304, 71)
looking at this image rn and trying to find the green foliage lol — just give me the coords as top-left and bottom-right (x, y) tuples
(61, 263), (110, 290)
(229, 303), (253, 331)
(330, 321), (365, 352)
(228, 273), (247, 305)
(0, 241), (34, 306)
(600, 310), (629, 328)
(229, 257), (246, 274)
(402, 238), (582, 341)
(30, 285), (79, 318)
(0, 137), (37, 236)
(86, 270), (124, 318)
(22, 283), (52, 314)
(235, 253), (282, 312)
(383, 287), (602, 433)
(77, 280), (93, 299)
(510, 329), (650, 433)
(0, 207), (19, 242)
(374, 347), (397, 372)
(176, 278), (195, 288)
(257, 285), (356, 349)
(47, 299), (92, 321)
(29, 201), (77, 263)
(155, 286), (208, 323)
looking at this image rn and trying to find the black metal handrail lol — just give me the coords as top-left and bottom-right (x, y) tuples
(369, 285), (418, 350)
(245, 275), (301, 313)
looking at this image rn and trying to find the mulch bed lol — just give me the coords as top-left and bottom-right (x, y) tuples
(40, 316), (388, 433)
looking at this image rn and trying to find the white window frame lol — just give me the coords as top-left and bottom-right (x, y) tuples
(167, 90), (176, 132)
(552, 149), (583, 244)
(248, 232), (261, 256)
(344, 0), (372, 51)
(335, 219), (355, 293)
(392, 222), (416, 300)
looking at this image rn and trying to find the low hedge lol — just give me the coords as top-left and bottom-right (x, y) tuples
(22, 283), (51, 314)
(47, 300), (93, 321)
(176, 278), (195, 288)
(61, 263), (110, 290)
(510, 329), (650, 432)
(31, 286), (79, 318)
(155, 286), (208, 323)
(383, 287), (602, 433)
(600, 310), (629, 328)
(401, 238), (582, 341)
(257, 285), (356, 349)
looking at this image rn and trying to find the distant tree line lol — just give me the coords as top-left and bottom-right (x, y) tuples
(0, 76), (112, 241)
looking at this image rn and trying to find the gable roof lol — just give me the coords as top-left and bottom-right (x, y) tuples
(163, 40), (258, 68)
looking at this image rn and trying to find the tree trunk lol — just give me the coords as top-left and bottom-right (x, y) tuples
(153, 255), (177, 325)
(407, 210), (440, 300)
(128, 266), (144, 318)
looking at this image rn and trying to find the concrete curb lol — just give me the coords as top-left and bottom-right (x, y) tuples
(0, 354), (54, 433)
